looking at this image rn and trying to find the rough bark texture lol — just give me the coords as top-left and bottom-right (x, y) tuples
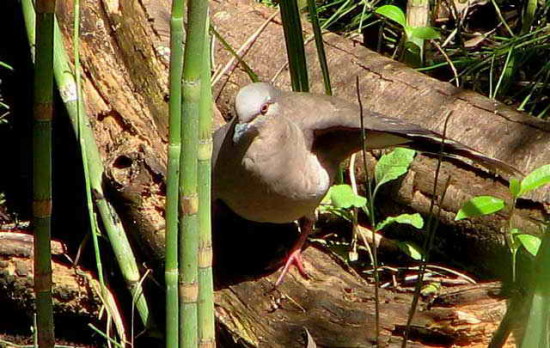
(0, 232), (101, 325)
(215, 246), (515, 347)
(37, 0), (550, 346)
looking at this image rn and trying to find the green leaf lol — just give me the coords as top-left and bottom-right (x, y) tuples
(0, 61), (13, 71)
(516, 234), (542, 257)
(325, 184), (367, 209)
(520, 164), (550, 196)
(375, 5), (406, 28)
(396, 241), (423, 260)
(375, 148), (416, 187)
(455, 196), (505, 220)
(377, 213), (424, 230)
(409, 26), (440, 40)
(509, 178), (521, 198)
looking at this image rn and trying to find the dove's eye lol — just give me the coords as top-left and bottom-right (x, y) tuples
(260, 103), (270, 115)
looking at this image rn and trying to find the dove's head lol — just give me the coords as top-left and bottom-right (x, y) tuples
(235, 82), (282, 122)
(233, 82), (282, 142)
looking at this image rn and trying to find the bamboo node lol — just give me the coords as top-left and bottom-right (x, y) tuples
(181, 194), (199, 215)
(198, 141), (213, 160)
(33, 200), (52, 218)
(198, 246), (213, 268)
(34, 103), (53, 121)
(179, 282), (199, 302)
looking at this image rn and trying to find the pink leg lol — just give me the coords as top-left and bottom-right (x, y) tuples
(275, 217), (314, 286)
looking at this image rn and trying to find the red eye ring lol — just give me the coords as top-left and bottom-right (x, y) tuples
(260, 103), (269, 115)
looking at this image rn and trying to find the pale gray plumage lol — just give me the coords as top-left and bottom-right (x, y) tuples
(213, 82), (520, 225)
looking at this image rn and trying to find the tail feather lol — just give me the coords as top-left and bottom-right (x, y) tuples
(399, 132), (523, 177)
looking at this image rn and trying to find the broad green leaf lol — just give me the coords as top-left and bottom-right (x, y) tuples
(520, 164), (550, 196)
(377, 213), (424, 230)
(455, 196), (505, 220)
(409, 26), (440, 40)
(396, 241), (423, 260)
(516, 234), (542, 257)
(326, 184), (367, 209)
(375, 5), (406, 27)
(509, 178), (521, 198)
(375, 148), (416, 187)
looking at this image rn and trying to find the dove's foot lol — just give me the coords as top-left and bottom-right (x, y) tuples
(275, 248), (309, 286)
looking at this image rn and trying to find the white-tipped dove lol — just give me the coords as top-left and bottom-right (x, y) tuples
(213, 82), (519, 285)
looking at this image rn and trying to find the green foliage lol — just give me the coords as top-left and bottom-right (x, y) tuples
(377, 213), (425, 261)
(396, 241), (423, 260)
(305, 0), (549, 117)
(375, 5), (405, 27)
(457, 164), (550, 258)
(519, 164), (550, 197)
(374, 148), (416, 188)
(325, 184), (367, 209)
(374, 4), (439, 66)
(455, 196), (505, 220)
(321, 148), (423, 264)
(377, 213), (424, 230)
(509, 178), (521, 198)
(408, 26), (439, 40)
(516, 233), (542, 257)
(322, 148), (416, 218)
(376, 5), (441, 43)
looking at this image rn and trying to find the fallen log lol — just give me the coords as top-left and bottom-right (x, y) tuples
(0, 232), (103, 343)
(0, 230), (515, 346)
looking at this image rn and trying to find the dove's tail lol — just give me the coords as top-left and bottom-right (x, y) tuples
(397, 131), (523, 177)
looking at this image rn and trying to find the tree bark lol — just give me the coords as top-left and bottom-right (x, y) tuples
(0, 232), (101, 326)
(32, 0), (549, 346)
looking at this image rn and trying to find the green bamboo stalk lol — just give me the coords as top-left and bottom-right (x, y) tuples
(197, 24), (215, 348)
(32, 0), (56, 346)
(179, 0), (209, 346)
(21, 0), (154, 331)
(279, 0), (309, 92)
(165, 0), (185, 346)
